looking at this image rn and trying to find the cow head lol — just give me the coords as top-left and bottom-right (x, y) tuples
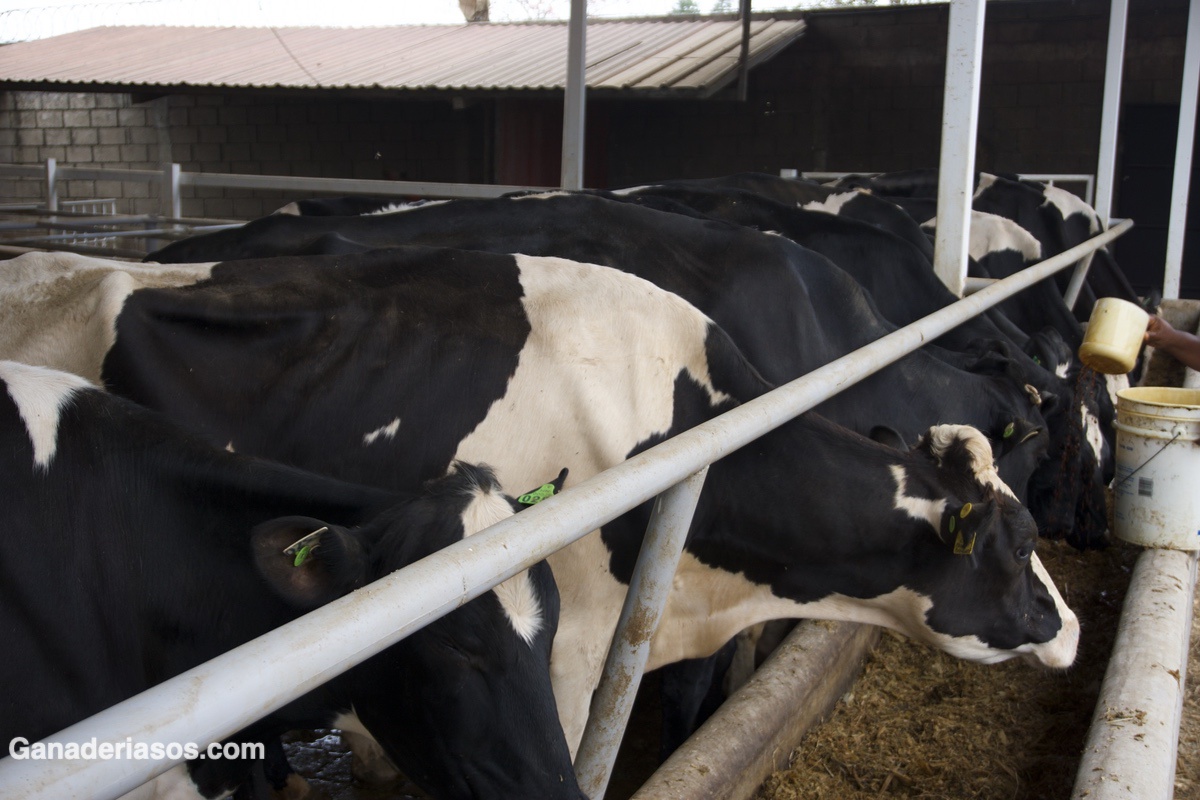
(252, 463), (584, 800)
(899, 425), (1079, 667)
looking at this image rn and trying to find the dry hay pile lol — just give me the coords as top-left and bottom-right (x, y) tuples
(755, 537), (1142, 800)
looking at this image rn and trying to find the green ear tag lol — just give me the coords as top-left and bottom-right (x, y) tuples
(960, 502), (972, 519)
(293, 544), (313, 568)
(518, 483), (556, 505)
(948, 516), (956, 534)
(1003, 422), (1015, 439)
(954, 530), (977, 555)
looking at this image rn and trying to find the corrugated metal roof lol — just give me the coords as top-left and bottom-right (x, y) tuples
(0, 17), (805, 97)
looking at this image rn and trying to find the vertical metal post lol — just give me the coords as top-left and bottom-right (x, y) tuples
(738, 0), (751, 101)
(44, 157), (58, 213)
(162, 162), (182, 219)
(1068, 0), (1126, 317)
(561, 0), (587, 190)
(1093, 0), (1127, 226)
(574, 467), (709, 799)
(932, 0), (987, 297)
(1164, 0), (1200, 300)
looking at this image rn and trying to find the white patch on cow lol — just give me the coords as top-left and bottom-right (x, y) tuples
(362, 417), (401, 446)
(116, 764), (210, 800)
(0, 360), (94, 470)
(0, 252), (214, 382)
(511, 191), (574, 202)
(889, 465), (946, 529)
(1082, 402), (1104, 464)
(455, 468), (545, 646)
(370, 199), (450, 215)
(1106, 372), (1129, 407)
(967, 210), (1042, 262)
(1041, 185), (1101, 233)
(800, 190), (859, 216)
(333, 709), (401, 784)
(273, 201), (301, 215)
(923, 424), (1017, 499)
(649, 551), (1078, 676)
(609, 185), (652, 196)
(973, 172), (998, 198)
(1056, 362), (1070, 379)
(450, 254), (734, 753)
(1028, 552), (1080, 666)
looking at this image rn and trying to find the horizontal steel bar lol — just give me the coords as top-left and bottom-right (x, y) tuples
(57, 166), (164, 183)
(0, 219), (1132, 800)
(182, 172), (551, 200)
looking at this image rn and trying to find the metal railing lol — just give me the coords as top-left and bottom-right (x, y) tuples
(0, 159), (554, 258)
(0, 219), (1133, 800)
(783, 168), (1096, 206)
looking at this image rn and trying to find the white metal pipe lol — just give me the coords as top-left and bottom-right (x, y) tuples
(575, 467), (710, 799)
(1063, 257), (1094, 312)
(560, 0), (588, 190)
(933, 0), (987, 297)
(1071, 548), (1198, 800)
(44, 157), (58, 213)
(182, 172), (549, 199)
(1093, 0), (1128, 226)
(1163, 0), (1200, 300)
(0, 221), (1133, 800)
(963, 276), (997, 294)
(162, 162), (181, 220)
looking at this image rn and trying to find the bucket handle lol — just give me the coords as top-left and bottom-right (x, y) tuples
(1114, 430), (1183, 489)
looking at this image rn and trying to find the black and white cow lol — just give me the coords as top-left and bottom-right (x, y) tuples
(619, 171), (936, 262)
(5, 250), (1079, 759)
(144, 191), (1054, 508)
(0, 360), (580, 800)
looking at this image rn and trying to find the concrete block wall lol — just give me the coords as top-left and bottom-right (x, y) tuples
(1, 91), (481, 219)
(0, 91), (163, 214)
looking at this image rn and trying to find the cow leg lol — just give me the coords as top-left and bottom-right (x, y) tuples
(657, 638), (737, 762)
(332, 712), (402, 785)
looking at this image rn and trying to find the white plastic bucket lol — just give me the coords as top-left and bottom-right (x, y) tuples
(1113, 387), (1200, 550)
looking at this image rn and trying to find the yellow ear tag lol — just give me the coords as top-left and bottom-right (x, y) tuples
(954, 530), (977, 555)
(960, 503), (972, 519)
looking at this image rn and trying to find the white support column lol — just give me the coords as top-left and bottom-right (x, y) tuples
(1093, 0), (1128, 226)
(161, 163), (181, 220)
(560, 0), (587, 190)
(44, 157), (58, 213)
(933, 0), (987, 297)
(1163, 0), (1200, 300)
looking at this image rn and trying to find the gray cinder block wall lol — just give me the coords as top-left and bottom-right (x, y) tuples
(0, 92), (481, 219)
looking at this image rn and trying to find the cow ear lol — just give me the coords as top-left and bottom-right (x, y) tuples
(869, 425), (908, 451)
(252, 516), (370, 609)
(939, 498), (996, 555)
(512, 467), (570, 510)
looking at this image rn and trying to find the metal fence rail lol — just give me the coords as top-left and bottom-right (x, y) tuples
(785, 168), (1096, 206)
(0, 219), (1133, 800)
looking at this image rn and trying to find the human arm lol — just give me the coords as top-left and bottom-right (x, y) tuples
(1144, 315), (1200, 371)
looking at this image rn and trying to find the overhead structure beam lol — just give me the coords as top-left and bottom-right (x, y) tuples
(561, 0), (588, 190)
(933, 0), (987, 297)
(1164, 0), (1200, 300)
(1093, 0), (1128, 226)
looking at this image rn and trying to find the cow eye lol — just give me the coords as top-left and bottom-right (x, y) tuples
(1015, 543), (1034, 561)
